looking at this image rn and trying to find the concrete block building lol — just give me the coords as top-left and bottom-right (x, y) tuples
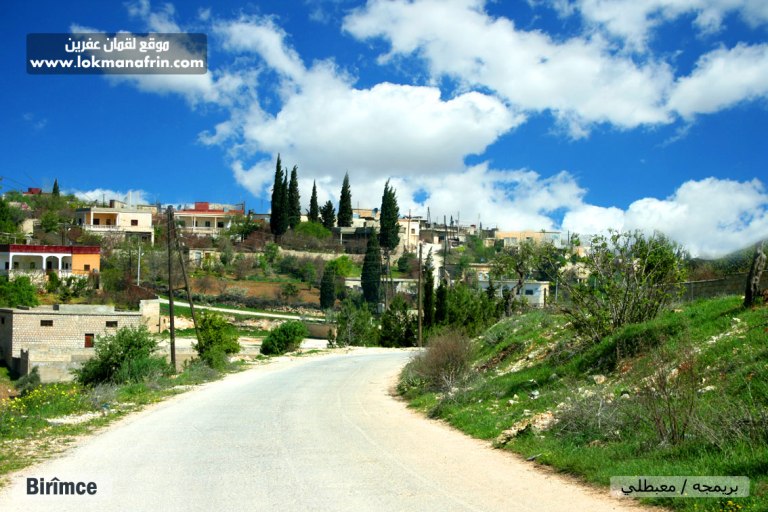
(0, 301), (160, 382)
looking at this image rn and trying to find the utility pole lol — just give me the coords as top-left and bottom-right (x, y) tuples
(166, 206), (176, 371)
(417, 243), (423, 348)
(174, 229), (201, 348)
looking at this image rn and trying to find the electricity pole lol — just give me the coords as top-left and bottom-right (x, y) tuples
(166, 206), (176, 371)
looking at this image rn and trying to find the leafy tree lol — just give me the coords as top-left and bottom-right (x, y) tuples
(308, 181), (320, 223)
(0, 276), (39, 307)
(264, 242), (281, 264)
(75, 325), (169, 385)
(293, 221), (331, 239)
(0, 196), (22, 241)
(320, 264), (336, 310)
(361, 230), (382, 306)
(193, 310), (241, 369)
(338, 172), (353, 227)
(270, 154), (288, 239)
(379, 295), (416, 347)
(320, 200), (335, 230)
(334, 299), (378, 347)
(287, 165), (301, 229)
(260, 321), (308, 355)
(491, 239), (539, 297)
(423, 250), (435, 329)
(435, 279), (448, 324)
(560, 230), (688, 342)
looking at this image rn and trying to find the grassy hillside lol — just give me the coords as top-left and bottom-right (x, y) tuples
(399, 296), (768, 511)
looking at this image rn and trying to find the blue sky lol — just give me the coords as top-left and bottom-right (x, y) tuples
(1, 0), (767, 257)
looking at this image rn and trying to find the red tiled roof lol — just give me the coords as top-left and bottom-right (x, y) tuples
(0, 244), (100, 254)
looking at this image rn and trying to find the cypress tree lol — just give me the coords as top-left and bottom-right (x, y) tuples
(435, 279), (448, 324)
(270, 155), (287, 239)
(320, 263), (336, 310)
(361, 229), (382, 306)
(281, 174), (289, 235)
(52, 179), (60, 197)
(320, 200), (335, 230)
(379, 180), (400, 305)
(308, 181), (320, 223)
(423, 249), (435, 328)
(337, 172), (353, 227)
(379, 180), (400, 251)
(287, 165), (301, 229)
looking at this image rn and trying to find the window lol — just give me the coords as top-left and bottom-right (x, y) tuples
(1, 317), (5, 324)
(41, 320), (53, 327)
(84, 264), (91, 271)
(106, 219), (112, 225)
(4, 262), (8, 270)
(178, 221), (186, 227)
(13, 262), (19, 269)
(525, 289), (534, 296)
(106, 321), (118, 328)
(131, 219), (139, 226)
(205, 221), (211, 227)
(29, 262), (36, 270)
(93, 218), (100, 225)
(217, 221), (225, 228)
(84, 333), (94, 348)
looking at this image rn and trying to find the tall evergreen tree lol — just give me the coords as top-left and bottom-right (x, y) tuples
(320, 200), (336, 230)
(337, 172), (353, 227)
(320, 263), (336, 310)
(422, 249), (435, 329)
(51, 179), (60, 197)
(379, 180), (400, 304)
(308, 181), (320, 223)
(361, 229), (382, 306)
(281, 174), (289, 234)
(379, 180), (400, 251)
(270, 155), (287, 239)
(287, 165), (301, 229)
(435, 279), (448, 324)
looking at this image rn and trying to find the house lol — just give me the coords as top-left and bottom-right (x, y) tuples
(75, 199), (155, 245)
(0, 301), (160, 382)
(174, 202), (244, 237)
(471, 263), (550, 306)
(398, 216), (422, 254)
(0, 244), (100, 285)
(492, 230), (563, 248)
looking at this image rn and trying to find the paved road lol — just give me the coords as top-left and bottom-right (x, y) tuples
(0, 350), (646, 511)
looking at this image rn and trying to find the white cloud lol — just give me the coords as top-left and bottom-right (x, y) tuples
(68, 188), (151, 206)
(551, 0), (768, 50)
(343, 0), (674, 136)
(562, 177), (768, 257)
(668, 43), (768, 118)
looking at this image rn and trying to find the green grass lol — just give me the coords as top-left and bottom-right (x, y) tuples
(401, 296), (768, 511)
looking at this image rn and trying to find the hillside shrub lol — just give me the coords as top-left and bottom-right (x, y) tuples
(260, 321), (308, 355)
(74, 326), (170, 386)
(403, 331), (475, 392)
(193, 310), (241, 369)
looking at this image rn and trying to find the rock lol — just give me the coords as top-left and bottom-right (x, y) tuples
(698, 385), (717, 394)
(592, 374), (607, 385)
(529, 390), (540, 400)
(494, 411), (557, 447)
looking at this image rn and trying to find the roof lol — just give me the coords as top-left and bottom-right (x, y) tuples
(0, 244), (100, 254)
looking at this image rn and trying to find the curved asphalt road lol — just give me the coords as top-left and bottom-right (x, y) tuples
(0, 350), (646, 511)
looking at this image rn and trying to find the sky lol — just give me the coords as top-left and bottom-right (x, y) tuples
(1, 0), (767, 258)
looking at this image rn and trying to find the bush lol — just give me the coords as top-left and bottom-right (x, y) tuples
(334, 299), (378, 347)
(74, 326), (170, 385)
(0, 276), (39, 307)
(405, 331), (475, 392)
(260, 321), (308, 355)
(193, 311), (241, 370)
